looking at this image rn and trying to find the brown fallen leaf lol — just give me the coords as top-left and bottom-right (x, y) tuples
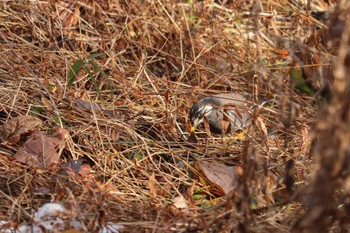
(148, 172), (157, 205)
(0, 115), (42, 143)
(172, 195), (189, 214)
(187, 132), (197, 143)
(52, 1), (80, 35)
(195, 160), (241, 196)
(14, 127), (69, 168)
(61, 159), (92, 181)
(75, 98), (103, 113)
(75, 98), (115, 117)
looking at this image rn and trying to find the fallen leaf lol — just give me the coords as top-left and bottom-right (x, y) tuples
(195, 160), (241, 196)
(148, 172), (157, 205)
(61, 159), (92, 180)
(187, 132), (197, 143)
(14, 127), (69, 168)
(52, 2), (80, 35)
(75, 98), (103, 113)
(78, 164), (92, 177)
(0, 115), (42, 143)
(41, 97), (54, 111)
(172, 195), (189, 214)
(75, 98), (115, 117)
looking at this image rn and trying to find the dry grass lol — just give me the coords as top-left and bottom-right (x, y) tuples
(0, 0), (349, 232)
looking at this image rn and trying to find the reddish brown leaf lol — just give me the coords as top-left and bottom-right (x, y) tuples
(195, 160), (241, 196)
(14, 127), (69, 168)
(0, 115), (42, 143)
(61, 159), (92, 181)
(78, 164), (92, 177)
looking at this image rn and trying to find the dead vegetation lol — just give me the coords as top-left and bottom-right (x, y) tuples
(0, 0), (349, 232)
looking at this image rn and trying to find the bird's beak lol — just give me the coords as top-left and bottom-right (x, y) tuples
(190, 118), (202, 132)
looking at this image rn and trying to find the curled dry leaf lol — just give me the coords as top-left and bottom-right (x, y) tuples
(14, 127), (69, 168)
(0, 115), (42, 143)
(195, 160), (242, 196)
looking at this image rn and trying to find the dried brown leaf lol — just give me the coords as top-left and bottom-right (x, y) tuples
(195, 160), (240, 196)
(14, 127), (69, 168)
(75, 98), (103, 113)
(62, 159), (92, 180)
(52, 2), (80, 34)
(0, 115), (42, 143)
(75, 99), (115, 117)
(41, 97), (54, 111)
(172, 195), (189, 214)
(148, 172), (157, 205)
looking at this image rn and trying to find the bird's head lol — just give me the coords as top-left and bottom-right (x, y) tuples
(189, 102), (213, 132)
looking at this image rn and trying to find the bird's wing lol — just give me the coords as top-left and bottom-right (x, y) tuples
(211, 93), (247, 106)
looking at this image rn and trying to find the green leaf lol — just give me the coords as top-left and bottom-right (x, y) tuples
(290, 67), (315, 96)
(67, 59), (84, 88)
(192, 194), (204, 200)
(30, 106), (44, 118)
(200, 199), (212, 209)
(134, 153), (143, 161)
(250, 202), (258, 209)
(83, 66), (101, 97)
(87, 53), (103, 59)
(88, 60), (108, 77)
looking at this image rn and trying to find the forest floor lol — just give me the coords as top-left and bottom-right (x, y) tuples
(0, 0), (350, 232)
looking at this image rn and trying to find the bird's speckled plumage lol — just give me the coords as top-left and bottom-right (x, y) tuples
(189, 93), (252, 134)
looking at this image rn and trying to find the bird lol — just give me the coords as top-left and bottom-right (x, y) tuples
(189, 93), (252, 135)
